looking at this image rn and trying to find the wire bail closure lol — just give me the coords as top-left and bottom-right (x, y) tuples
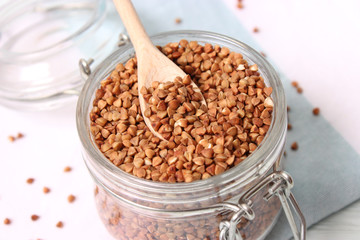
(79, 33), (130, 81)
(118, 33), (130, 47)
(219, 171), (306, 240)
(79, 58), (94, 80)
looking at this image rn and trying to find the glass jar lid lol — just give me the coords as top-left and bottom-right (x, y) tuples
(0, 0), (123, 110)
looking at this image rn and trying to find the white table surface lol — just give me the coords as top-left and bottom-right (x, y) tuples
(223, 0), (360, 239)
(1, 0), (360, 239)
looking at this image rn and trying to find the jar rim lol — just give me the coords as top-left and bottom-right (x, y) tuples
(76, 30), (287, 199)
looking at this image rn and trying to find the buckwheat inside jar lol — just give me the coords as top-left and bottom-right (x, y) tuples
(89, 40), (273, 183)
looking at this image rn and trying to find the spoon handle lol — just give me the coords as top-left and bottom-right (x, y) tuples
(113, 0), (153, 53)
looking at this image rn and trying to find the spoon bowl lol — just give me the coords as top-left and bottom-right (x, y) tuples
(113, 0), (206, 141)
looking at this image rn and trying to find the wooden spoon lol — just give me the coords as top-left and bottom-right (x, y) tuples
(113, 0), (206, 141)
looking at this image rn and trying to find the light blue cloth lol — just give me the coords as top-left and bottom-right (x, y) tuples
(129, 0), (360, 239)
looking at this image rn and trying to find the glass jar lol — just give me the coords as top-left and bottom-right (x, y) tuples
(76, 30), (305, 240)
(0, 0), (123, 110)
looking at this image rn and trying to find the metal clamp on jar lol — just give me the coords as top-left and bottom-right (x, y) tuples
(218, 171), (305, 240)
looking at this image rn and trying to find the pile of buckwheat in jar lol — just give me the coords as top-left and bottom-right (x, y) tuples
(90, 39), (273, 183)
